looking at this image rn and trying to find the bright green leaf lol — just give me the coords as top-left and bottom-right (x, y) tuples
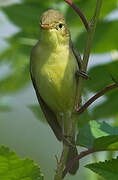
(77, 121), (118, 149)
(76, 121), (109, 148)
(0, 146), (44, 180)
(100, 0), (117, 18)
(86, 158), (118, 180)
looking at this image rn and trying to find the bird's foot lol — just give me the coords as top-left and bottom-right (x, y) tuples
(75, 70), (90, 80)
(62, 135), (76, 148)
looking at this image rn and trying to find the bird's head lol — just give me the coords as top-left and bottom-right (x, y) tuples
(40, 9), (70, 46)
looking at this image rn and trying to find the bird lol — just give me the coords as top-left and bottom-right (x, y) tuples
(30, 9), (83, 174)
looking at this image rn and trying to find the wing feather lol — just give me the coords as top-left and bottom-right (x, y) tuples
(30, 60), (62, 141)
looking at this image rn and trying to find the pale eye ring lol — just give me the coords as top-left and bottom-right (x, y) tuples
(59, 23), (63, 29)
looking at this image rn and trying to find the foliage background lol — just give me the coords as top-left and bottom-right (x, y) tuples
(0, 0), (118, 179)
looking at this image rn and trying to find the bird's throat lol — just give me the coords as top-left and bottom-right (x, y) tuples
(40, 29), (69, 49)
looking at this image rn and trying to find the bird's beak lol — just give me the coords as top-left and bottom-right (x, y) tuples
(41, 24), (53, 30)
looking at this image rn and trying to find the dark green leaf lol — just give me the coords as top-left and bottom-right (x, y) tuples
(75, 20), (118, 53)
(85, 60), (118, 92)
(86, 158), (118, 180)
(107, 60), (118, 83)
(77, 109), (92, 128)
(94, 135), (118, 150)
(92, 89), (118, 120)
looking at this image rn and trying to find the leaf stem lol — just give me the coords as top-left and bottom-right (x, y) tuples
(77, 83), (118, 115)
(62, 148), (118, 178)
(83, 0), (103, 70)
(54, 0), (103, 179)
(54, 144), (69, 180)
(64, 0), (89, 31)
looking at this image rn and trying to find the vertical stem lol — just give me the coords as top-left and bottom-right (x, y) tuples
(54, 0), (103, 179)
(54, 144), (69, 180)
(64, 0), (89, 30)
(76, 0), (103, 106)
(54, 114), (72, 180)
(83, 0), (103, 70)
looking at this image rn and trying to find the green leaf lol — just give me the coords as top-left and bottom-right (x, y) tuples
(75, 20), (118, 53)
(92, 89), (118, 120)
(0, 105), (11, 112)
(1, 1), (64, 30)
(2, 3), (44, 29)
(85, 60), (118, 120)
(85, 60), (118, 92)
(85, 158), (118, 180)
(66, 0), (117, 28)
(0, 51), (30, 94)
(93, 20), (118, 53)
(77, 121), (118, 149)
(0, 146), (44, 180)
(77, 121), (109, 148)
(94, 135), (118, 150)
(107, 60), (118, 82)
(77, 110), (92, 128)
(29, 105), (46, 124)
(100, 0), (117, 18)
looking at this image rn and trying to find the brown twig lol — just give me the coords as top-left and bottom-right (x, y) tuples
(62, 149), (94, 178)
(62, 147), (118, 178)
(64, 0), (89, 31)
(77, 83), (118, 115)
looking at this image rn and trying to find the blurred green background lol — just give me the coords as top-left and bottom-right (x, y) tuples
(0, 0), (118, 179)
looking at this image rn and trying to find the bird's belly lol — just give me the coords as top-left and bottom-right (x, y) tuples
(37, 61), (77, 113)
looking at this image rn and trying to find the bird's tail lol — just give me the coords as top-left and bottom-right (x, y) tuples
(66, 144), (79, 174)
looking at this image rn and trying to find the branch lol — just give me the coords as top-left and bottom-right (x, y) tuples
(54, 144), (69, 180)
(82, 0), (103, 70)
(54, 1), (103, 179)
(62, 149), (94, 178)
(77, 83), (118, 115)
(75, 0), (103, 115)
(64, 0), (89, 31)
(62, 146), (118, 178)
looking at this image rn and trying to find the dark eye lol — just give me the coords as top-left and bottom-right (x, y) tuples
(59, 23), (63, 29)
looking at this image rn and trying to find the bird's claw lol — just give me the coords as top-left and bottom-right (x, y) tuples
(76, 70), (90, 80)
(62, 135), (76, 148)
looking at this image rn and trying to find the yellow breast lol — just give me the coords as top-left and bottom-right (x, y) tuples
(32, 44), (78, 113)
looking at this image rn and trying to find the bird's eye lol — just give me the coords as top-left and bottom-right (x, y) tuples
(59, 23), (63, 29)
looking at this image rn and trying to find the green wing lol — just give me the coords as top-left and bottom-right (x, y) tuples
(71, 40), (89, 80)
(30, 65), (62, 141)
(70, 40), (82, 69)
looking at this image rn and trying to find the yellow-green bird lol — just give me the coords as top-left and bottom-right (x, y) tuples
(30, 9), (83, 174)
